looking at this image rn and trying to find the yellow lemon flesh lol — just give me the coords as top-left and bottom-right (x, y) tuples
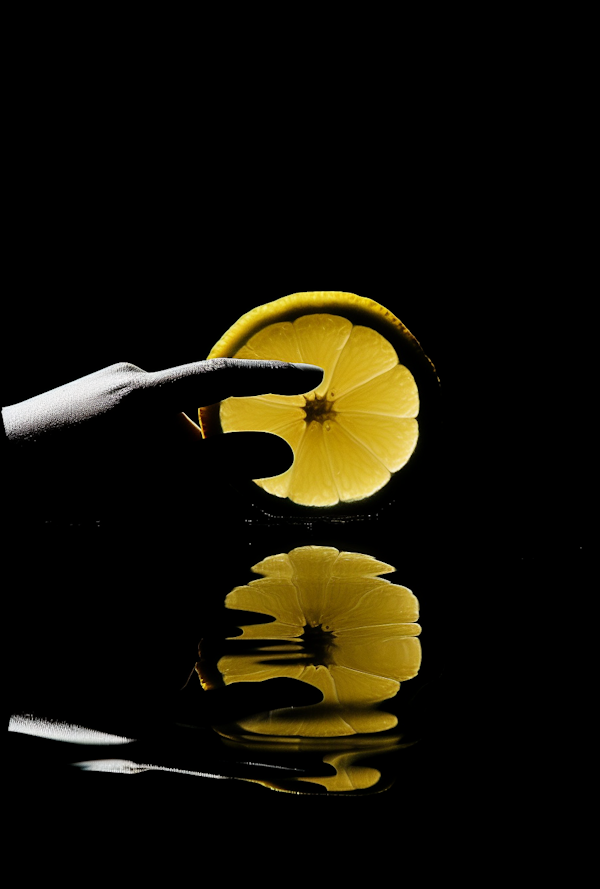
(200, 292), (431, 508)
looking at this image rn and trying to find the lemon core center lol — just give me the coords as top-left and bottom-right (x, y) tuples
(301, 623), (337, 667)
(303, 393), (337, 427)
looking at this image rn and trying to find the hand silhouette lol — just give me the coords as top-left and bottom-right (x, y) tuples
(2, 358), (323, 520)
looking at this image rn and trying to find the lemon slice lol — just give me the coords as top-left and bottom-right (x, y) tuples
(200, 292), (439, 509)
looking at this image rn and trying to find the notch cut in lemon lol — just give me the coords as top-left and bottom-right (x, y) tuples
(200, 292), (435, 508)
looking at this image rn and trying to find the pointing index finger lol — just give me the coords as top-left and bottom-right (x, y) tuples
(146, 359), (324, 408)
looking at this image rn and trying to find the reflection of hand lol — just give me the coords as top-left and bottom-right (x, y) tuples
(2, 359), (323, 518)
(9, 679), (325, 785)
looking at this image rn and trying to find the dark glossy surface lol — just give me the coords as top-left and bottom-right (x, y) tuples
(4, 282), (586, 861)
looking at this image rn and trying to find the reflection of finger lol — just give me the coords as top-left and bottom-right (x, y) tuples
(181, 677), (324, 728)
(198, 431), (294, 479)
(146, 359), (324, 408)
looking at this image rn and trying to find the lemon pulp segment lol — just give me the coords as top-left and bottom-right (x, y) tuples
(219, 312), (419, 506)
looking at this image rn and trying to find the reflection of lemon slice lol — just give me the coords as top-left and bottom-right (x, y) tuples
(200, 292), (438, 508)
(197, 545), (422, 739)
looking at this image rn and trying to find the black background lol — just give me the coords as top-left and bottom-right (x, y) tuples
(3, 53), (589, 869)
(4, 255), (586, 857)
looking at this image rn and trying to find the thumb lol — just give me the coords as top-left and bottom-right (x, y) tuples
(197, 431), (294, 480)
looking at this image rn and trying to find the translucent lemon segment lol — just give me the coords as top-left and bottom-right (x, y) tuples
(234, 321), (304, 364)
(320, 421), (391, 504)
(286, 543), (341, 578)
(332, 632), (422, 683)
(218, 655), (306, 685)
(334, 364), (419, 416)
(283, 421), (340, 507)
(218, 311), (421, 506)
(329, 324), (400, 398)
(319, 577), (421, 631)
(220, 396), (305, 434)
(327, 551), (396, 577)
(298, 753), (382, 792)
(225, 578), (305, 630)
(336, 413), (418, 473)
(251, 552), (296, 578)
(291, 314), (352, 396)
(329, 664), (402, 705)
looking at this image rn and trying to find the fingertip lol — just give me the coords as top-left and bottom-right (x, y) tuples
(291, 362), (324, 375)
(274, 362), (324, 394)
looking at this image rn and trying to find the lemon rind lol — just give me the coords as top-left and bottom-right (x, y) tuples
(206, 292), (428, 367)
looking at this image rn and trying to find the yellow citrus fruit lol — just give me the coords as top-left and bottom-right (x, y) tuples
(199, 292), (439, 510)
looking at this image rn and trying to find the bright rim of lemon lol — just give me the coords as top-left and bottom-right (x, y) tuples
(200, 292), (435, 508)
